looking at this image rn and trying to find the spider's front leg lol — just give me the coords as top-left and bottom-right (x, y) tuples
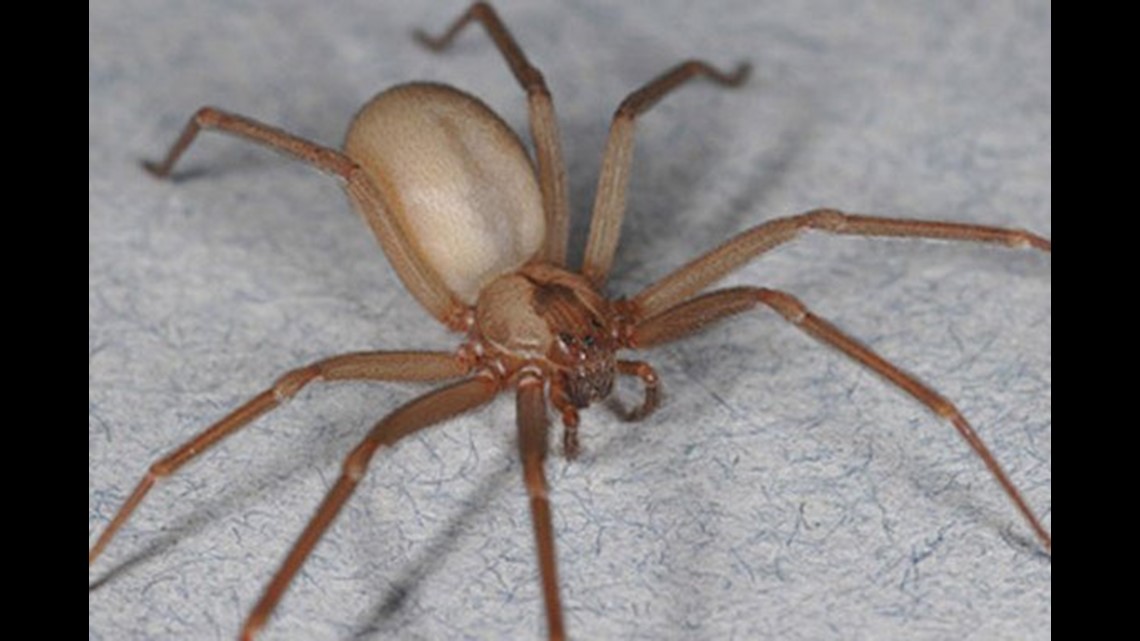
(517, 373), (565, 640)
(582, 60), (750, 288)
(241, 374), (501, 640)
(627, 285), (1051, 553)
(631, 208), (1050, 319)
(548, 361), (660, 460)
(612, 360), (661, 422)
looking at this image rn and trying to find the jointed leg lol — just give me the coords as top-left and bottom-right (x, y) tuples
(629, 287), (1051, 553)
(88, 351), (468, 566)
(548, 380), (581, 460)
(416, 2), (570, 265)
(143, 106), (358, 179)
(581, 60), (750, 288)
(631, 208), (1052, 319)
(547, 359), (660, 460)
(241, 374), (500, 640)
(517, 373), (565, 641)
(143, 106), (468, 327)
(611, 360), (660, 422)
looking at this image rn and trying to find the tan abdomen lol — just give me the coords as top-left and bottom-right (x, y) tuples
(344, 83), (545, 304)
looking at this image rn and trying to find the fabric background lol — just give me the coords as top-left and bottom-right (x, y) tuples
(90, 1), (1051, 639)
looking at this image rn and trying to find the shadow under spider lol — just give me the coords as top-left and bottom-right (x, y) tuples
(359, 459), (519, 636)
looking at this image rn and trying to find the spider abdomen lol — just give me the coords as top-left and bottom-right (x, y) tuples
(344, 82), (546, 305)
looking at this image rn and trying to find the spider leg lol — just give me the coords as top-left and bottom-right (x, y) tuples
(628, 287), (1051, 553)
(415, 2), (570, 266)
(517, 373), (565, 641)
(546, 360), (659, 461)
(240, 374), (501, 640)
(143, 107), (468, 328)
(548, 380), (582, 460)
(89, 351), (468, 566)
(582, 60), (750, 288)
(610, 360), (661, 422)
(143, 107), (354, 179)
(630, 208), (1051, 319)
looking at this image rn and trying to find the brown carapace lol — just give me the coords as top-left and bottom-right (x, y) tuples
(89, 3), (1051, 639)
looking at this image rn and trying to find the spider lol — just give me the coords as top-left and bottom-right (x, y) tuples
(89, 3), (1051, 639)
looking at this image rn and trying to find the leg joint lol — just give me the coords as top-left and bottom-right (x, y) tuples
(754, 287), (808, 323)
(193, 106), (223, 127)
(520, 68), (548, 94)
(929, 395), (961, 421)
(343, 445), (373, 482)
(470, 2), (494, 19)
(272, 365), (321, 402)
(524, 463), (549, 500)
(802, 208), (848, 231)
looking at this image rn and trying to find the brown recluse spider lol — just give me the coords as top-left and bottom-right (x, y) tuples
(89, 3), (1051, 639)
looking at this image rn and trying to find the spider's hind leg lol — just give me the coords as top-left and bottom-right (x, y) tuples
(415, 1), (570, 266)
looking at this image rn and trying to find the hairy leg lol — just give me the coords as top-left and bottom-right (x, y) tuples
(582, 60), (750, 287)
(415, 2), (570, 265)
(144, 107), (468, 328)
(517, 373), (565, 640)
(241, 374), (501, 639)
(629, 286), (1051, 552)
(610, 360), (660, 422)
(89, 351), (468, 566)
(630, 208), (1051, 319)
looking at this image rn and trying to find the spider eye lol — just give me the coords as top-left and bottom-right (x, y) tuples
(582, 334), (595, 347)
(590, 318), (604, 330)
(559, 332), (575, 345)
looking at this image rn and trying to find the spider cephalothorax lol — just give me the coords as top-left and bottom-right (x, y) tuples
(472, 263), (628, 441)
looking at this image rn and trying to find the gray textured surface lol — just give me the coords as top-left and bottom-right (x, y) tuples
(90, 1), (1051, 639)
